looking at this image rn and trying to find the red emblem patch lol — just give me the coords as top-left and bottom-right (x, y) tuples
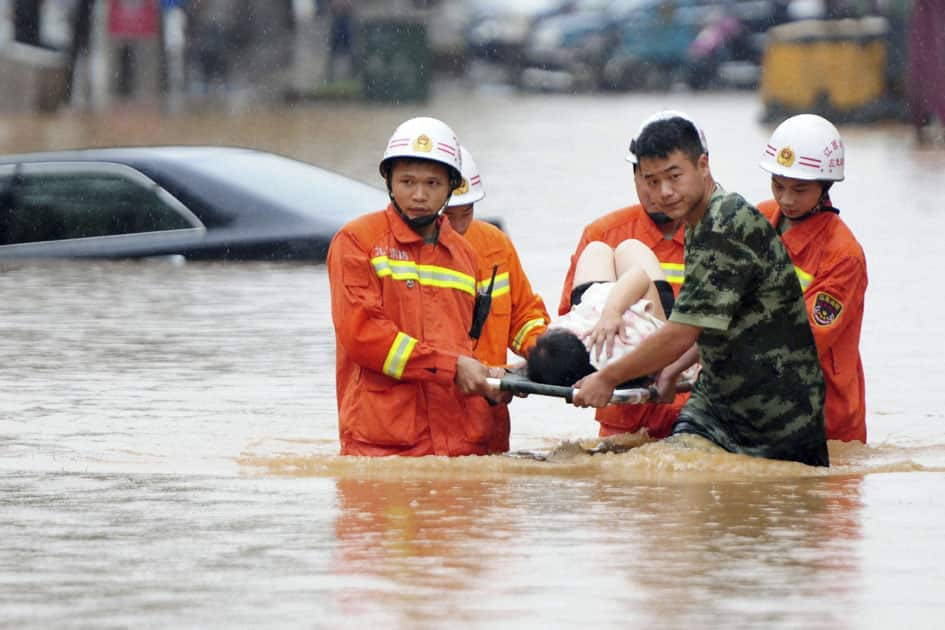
(812, 292), (842, 326)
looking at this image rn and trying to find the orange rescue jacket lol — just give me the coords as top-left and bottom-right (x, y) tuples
(559, 204), (688, 438)
(758, 199), (868, 442)
(328, 205), (496, 456)
(462, 219), (551, 452)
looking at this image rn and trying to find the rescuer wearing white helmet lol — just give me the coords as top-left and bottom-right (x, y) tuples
(444, 145), (550, 453)
(442, 145), (486, 234)
(378, 116), (464, 239)
(573, 114), (829, 468)
(556, 110), (710, 440)
(759, 113), (845, 222)
(327, 117), (508, 458)
(756, 113), (868, 444)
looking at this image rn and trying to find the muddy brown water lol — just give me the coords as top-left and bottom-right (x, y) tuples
(2, 89), (944, 628)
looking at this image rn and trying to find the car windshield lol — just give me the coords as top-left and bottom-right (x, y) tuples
(179, 149), (387, 219)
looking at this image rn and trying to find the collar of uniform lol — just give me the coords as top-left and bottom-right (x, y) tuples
(668, 217), (686, 245)
(708, 184), (726, 205)
(638, 205), (686, 245)
(384, 203), (459, 248)
(701, 185), (727, 221)
(385, 203), (427, 244)
(685, 185), (727, 235)
(777, 209), (835, 249)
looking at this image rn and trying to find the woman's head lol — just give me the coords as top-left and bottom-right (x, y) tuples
(526, 329), (595, 387)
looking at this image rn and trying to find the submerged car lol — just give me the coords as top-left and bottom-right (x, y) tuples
(0, 146), (389, 261)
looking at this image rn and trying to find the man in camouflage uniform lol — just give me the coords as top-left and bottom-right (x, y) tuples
(573, 116), (828, 467)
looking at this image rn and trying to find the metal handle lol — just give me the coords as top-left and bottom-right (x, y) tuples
(486, 376), (655, 405)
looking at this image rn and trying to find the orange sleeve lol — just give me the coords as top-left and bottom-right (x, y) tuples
(504, 239), (550, 357)
(558, 224), (599, 316)
(804, 253), (867, 362)
(327, 231), (459, 385)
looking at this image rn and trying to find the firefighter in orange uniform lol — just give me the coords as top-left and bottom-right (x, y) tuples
(444, 146), (551, 453)
(757, 114), (867, 443)
(557, 111), (706, 439)
(327, 117), (508, 456)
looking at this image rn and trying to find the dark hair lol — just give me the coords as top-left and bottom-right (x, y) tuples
(632, 117), (704, 166)
(526, 329), (595, 386)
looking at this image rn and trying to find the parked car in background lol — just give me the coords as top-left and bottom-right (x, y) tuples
(0, 146), (389, 261)
(521, 0), (792, 91)
(522, 0), (640, 91)
(465, 0), (577, 69)
(601, 0), (791, 90)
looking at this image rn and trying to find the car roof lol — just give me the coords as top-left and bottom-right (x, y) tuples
(0, 146), (389, 228)
(1, 145), (306, 171)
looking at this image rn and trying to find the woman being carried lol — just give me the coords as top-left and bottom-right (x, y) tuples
(527, 239), (697, 389)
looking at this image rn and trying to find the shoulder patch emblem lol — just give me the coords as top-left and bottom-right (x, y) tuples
(813, 291), (842, 326)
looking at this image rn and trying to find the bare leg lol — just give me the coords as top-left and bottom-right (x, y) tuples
(574, 239), (667, 319)
(573, 241), (617, 287)
(613, 239), (665, 280)
(614, 239), (667, 320)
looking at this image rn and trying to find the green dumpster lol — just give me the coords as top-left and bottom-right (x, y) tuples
(360, 19), (431, 103)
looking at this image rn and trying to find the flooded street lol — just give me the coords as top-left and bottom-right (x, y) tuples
(2, 89), (945, 628)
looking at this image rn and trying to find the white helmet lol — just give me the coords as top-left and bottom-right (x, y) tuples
(760, 114), (845, 182)
(626, 110), (709, 164)
(447, 145), (485, 207)
(379, 116), (463, 189)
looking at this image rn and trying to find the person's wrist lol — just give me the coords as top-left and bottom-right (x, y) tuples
(601, 306), (621, 321)
(596, 365), (621, 389)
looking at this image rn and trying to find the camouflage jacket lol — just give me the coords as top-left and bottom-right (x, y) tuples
(669, 189), (828, 466)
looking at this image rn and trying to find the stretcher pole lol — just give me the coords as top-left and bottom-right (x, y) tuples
(486, 374), (686, 405)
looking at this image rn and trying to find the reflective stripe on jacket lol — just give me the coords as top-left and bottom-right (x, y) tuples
(559, 204), (689, 438)
(758, 199), (868, 443)
(462, 219), (551, 452)
(328, 205), (496, 456)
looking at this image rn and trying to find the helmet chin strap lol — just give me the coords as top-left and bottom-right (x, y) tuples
(382, 163), (461, 233)
(387, 180), (451, 232)
(790, 206), (820, 222)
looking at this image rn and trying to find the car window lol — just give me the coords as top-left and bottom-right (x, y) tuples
(1, 166), (201, 246)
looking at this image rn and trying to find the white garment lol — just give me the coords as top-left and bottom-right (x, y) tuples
(549, 282), (662, 370)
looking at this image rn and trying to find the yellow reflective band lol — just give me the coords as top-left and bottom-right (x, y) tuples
(371, 256), (476, 296)
(477, 272), (510, 298)
(794, 266), (813, 291)
(382, 332), (417, 379)
(512, 318), (546, 353)
(372, 256), (418, 280)
(660, 262), (685, 285)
